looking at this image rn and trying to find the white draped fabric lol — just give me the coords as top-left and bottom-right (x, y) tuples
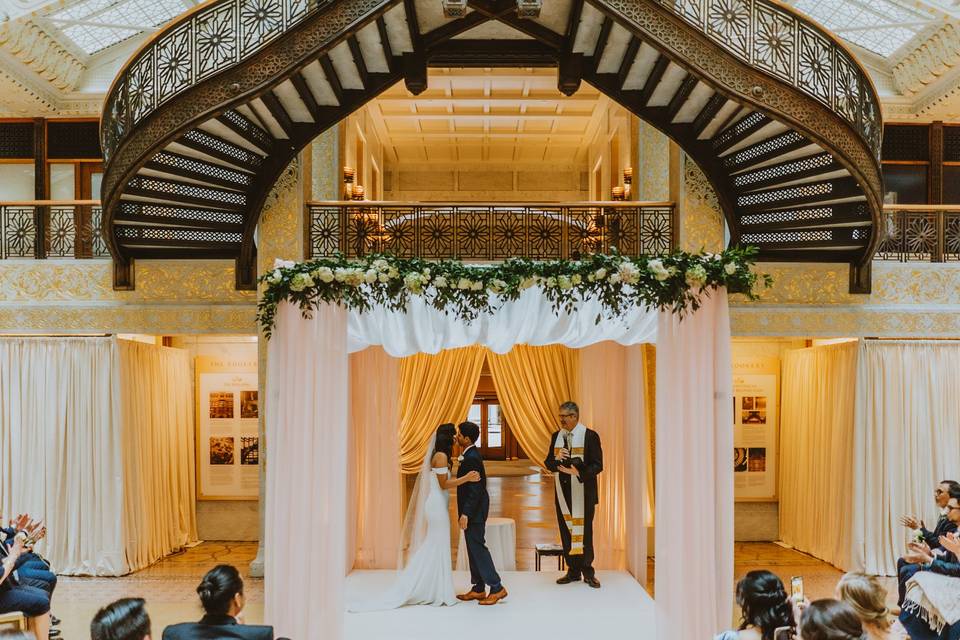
(655, 290), (733, 640)
(0, 337), (125, 575)
(0, 337), (196, 576)
(624, 345), (650, 583)
(779, 341), (858, 571)
(266, 302), (349, 640)
(347, 287), (658, 355)
(854, 340), (960, 575)
(266, 287), (732, 639)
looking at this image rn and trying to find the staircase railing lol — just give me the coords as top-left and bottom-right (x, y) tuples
(648, 0), (883, 161)
(876, 205), (960, 262)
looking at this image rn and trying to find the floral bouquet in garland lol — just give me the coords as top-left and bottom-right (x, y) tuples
(256, 246), (772, 338)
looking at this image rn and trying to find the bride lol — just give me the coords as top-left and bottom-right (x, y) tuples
(348, 423), (480, 611)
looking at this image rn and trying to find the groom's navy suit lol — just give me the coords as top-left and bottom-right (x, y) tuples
(457, 446), (502, 594)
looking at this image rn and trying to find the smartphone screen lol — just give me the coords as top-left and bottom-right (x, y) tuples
(791, 575), (804, 601)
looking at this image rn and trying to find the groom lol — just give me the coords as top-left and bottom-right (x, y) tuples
(455, 421), (508, 606)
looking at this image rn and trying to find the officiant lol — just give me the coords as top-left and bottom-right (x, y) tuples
(544, 401), (603, 589)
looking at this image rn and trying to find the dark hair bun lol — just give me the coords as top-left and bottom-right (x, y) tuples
(197, 565), (244, 616)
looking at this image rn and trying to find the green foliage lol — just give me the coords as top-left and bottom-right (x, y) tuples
(257, 248), (773, 338)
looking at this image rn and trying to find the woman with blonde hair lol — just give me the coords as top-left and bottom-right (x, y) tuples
(836, 573), (907, 639)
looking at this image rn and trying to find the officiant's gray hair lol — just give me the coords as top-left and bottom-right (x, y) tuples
(560, 401), (579, 416)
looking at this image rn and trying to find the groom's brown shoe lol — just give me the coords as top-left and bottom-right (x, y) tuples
(457, 590), (486, 602)
(478, 588), (508, 606)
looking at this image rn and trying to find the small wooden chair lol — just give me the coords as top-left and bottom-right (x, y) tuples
(0, 611), (27, 631)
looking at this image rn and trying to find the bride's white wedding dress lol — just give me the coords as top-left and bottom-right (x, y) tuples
(347, 436), (457, 611)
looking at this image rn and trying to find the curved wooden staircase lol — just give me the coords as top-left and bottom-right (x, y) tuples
(100, 0), (884, 292)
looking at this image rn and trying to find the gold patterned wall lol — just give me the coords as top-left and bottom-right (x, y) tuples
(635, 121), (669, 202)
(680, 156), (724, 253)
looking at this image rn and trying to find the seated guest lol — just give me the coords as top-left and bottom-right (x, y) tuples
(0, 536), (51, 640)
(799, 599), (866, 640)
(901, 481), (960, 550)
(162, 565), (273, 640)
(897, 509), (960, 640)
(898, 483), (960, 605)
(715, 570), (796, 640)
(90, 598), (151, 640)
(836, 572), (908, 639)
(3, 518), (56, 599)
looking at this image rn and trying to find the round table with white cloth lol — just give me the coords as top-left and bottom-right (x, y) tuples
(455, 517), (517, 571)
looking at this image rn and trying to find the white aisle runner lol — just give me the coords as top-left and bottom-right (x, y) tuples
(345, 570), (655, 640)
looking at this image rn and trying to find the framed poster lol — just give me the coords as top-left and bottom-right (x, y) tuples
(733, 356), (779, 501)
(195, 356), (259, 500)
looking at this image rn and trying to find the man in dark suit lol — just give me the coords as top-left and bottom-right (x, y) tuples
(896, 480), (960, 605)
(454, 421), (507, 606)
(162, 614), (274, 640)
(544, 401), (603, 588)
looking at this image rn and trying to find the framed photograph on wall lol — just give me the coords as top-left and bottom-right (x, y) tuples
(195, 356), (259, 500)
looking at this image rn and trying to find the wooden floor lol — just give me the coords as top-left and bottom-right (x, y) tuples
(53, 472), (874, 639)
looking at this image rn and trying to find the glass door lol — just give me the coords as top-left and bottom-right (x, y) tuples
(468, 398), (507, 460)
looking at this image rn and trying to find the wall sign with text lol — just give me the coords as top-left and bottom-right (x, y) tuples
(195, 356), (259, 500)
(733, 356), (779, 501)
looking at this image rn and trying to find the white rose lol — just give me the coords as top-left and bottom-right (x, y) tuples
(647, 259), (670, 282)
(433, 275), (448, 288)
(372, 258), (389, 272)
(457, 278), (471, 290)
(403, 272), (424, 294)
(471, 281), (483, 291)
(334, 268), (348, 283)
(546, 277), (557, 288)
(594, 268), (607, 281)
(558, 275), (572, 290)
(608, 272), (621, 284)
(618, 262), (641, 284)
(267, 269), (283, 284)
(387, 267), (399, 279)
(289, 272), (314, 292)
(724, 262), (737, 275)
(364, 269), (378, 284)
(378, 273), (390, 283)
(685, 265), (708, 288)
(571, 274), (582, 285)
(273, 259), (297, 269)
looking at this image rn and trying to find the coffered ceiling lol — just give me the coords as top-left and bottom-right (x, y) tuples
(364, 68), (607, 164)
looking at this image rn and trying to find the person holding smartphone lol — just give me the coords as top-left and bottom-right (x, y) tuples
(715, 571), (796, 640)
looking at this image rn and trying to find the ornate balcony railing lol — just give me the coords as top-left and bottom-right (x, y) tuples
(0, 201), (109, 260)
(875, 205), (960, 262)
(306, 201), (676, 260)
(650, 0), (883, 160)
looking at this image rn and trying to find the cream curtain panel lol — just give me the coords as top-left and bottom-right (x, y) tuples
(779, 341), (858, 571)
(0, 337), (196, 576)
(349, 347), (401, 570)
(486, 344), (579, 471)
(118, 340), (197, 572)
(398, 346), (486, 474)
(854, 340), (960, 575)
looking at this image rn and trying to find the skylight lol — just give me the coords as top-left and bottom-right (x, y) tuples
(785, 0), (937, 57)
(45, 0), (191, 55)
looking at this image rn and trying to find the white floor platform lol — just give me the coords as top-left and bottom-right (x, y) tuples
(345, 570), (656, 640)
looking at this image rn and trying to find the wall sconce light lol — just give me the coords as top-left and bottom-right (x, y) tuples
(352, 185), (366, 201)
(441, 0), (467, 17)
(343, 166), (355, 183)
(623, 167), (633, 185)
(516, 0), (542, 18)
(611, 186), (625, 201)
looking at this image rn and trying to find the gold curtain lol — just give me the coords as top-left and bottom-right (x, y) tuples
(486, 344), (579, 469)
(398, 346), (486, 474)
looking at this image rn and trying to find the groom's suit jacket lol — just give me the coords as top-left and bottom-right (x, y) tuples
(456, 446), (489, 523)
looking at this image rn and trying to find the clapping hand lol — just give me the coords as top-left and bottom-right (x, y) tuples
(901, 515), (923, 530)
(10, 514), (29, 532)
(940, 532), (960, 557)
(905, 540), (934, 564)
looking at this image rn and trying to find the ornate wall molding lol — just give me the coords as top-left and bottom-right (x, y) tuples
(0, 305), (256, 334)
(892, 23), (960, 97)
(0, 19), (84, 92)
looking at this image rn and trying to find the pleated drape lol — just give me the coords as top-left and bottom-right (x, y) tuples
(0, 337), (196, 576)
(349, 347), (401, 569)
(398, 346), (486, 474)
(854, 340), (960, 575)
(118, 340), (198, 572)
(779, 341), (858, 571)
(486, 344), (579, 470)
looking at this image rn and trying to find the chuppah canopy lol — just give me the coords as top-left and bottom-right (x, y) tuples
(260, 250), (763, 640)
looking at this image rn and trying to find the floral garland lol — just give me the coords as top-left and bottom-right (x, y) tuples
(257, 247), (772, 337)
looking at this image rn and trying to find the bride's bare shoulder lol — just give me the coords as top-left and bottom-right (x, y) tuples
(431, 451), (448, 467)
